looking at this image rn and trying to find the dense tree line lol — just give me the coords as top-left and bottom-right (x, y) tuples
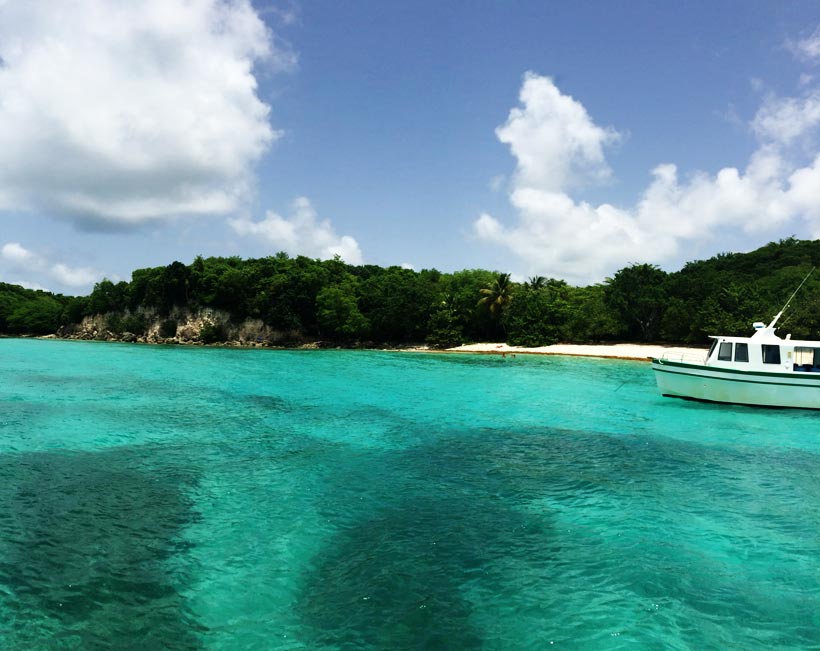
(4, 237), (820, 346)
(0, 283), (69, 335)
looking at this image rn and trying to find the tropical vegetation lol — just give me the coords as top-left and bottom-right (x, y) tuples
(3, 237), (820, 347)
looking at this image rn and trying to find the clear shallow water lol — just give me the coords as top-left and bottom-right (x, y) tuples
(0, 339), (819, 650)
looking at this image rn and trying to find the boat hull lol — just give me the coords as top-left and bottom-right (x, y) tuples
(651, 359), (820, 409)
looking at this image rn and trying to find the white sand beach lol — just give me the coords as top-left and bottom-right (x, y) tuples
(435, 342), (706, 362)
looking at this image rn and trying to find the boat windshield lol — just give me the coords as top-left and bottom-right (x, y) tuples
(717, 342), (733, 361)
(707, 339), (718, 360)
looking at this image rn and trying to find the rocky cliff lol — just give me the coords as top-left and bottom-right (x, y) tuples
(56, 308), (305, 347)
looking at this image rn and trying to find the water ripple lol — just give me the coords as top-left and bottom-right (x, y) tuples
(1, 341), (819, 649)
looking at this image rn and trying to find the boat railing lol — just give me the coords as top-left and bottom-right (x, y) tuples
(658, 350), (708, 364)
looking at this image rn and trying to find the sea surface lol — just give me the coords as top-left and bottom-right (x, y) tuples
(0, 338), (818, 650)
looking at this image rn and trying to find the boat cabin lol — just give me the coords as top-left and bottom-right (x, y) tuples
(705, 323), (820, 373)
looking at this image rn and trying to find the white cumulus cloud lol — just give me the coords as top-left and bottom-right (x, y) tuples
(229, 197), (364, 265)
(475, 71), (820, 284)
(496, 73), (621, 192)
(790, 26), (820, 63)
(751, 90), (820, 145)
(1, 242), (40, 266)
(50, 263), (102, 288)
(1, 241), (102, 289)
(0, 0), (285, 228)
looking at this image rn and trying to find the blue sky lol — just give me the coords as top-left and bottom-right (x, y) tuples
(1, 1), (820, 293)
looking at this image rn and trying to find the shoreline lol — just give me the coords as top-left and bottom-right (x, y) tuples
(414, 342), (706, 362)
(24, 335), (706, 361)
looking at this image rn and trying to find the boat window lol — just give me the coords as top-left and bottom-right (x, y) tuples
(762, 344), (781, 365)
(717, 342), (733, 361)
(707, 339), (718, 360)
(734, 343), (749, 362)
(795, 347), (815, 366)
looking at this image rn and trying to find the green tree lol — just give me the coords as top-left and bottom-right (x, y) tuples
(0, 285), (25, 331)
(527, 276), (547, 289)
(505, 279), (570, 346)
(212, 266), (251, 317)
(61, 296), (88, 326)
(87, 279), (129, 315)
(604, 264), (668, 341)
(477, 272), (514, 339)
(426, 293), (464, 348)
(564, 284), (623, 342)
(359, 267), (437, 342)
(6, 296), (63, 334)
(478, 273), (513, 315)
(316, 280), (369, 340)
(691, 283), (764, 340)
(443, 270), (495, 341)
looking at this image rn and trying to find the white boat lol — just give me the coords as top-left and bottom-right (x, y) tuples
(652, 270), (820, 409)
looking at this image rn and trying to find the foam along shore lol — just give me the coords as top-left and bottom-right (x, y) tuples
(440, 342), (706, 362)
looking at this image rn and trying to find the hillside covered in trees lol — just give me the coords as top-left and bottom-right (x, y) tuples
(3, 237), (820, 348)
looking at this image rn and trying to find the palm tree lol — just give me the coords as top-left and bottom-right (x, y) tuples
(478, 273), (513, 316)
(527, 275), (546, 289)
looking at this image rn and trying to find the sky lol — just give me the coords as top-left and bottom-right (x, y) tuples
(2, 0), (820, 294)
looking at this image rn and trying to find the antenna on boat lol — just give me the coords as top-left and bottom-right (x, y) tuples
(767, 266), (816, 329)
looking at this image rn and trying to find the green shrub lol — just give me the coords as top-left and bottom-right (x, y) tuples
(122, 313), (147, 334)
(200, 322), (227, 344)
(159, 319), (177, 338)
(106, 313), (124, 334)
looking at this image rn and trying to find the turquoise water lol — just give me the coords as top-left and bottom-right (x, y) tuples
(1, 339), (818, 650)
